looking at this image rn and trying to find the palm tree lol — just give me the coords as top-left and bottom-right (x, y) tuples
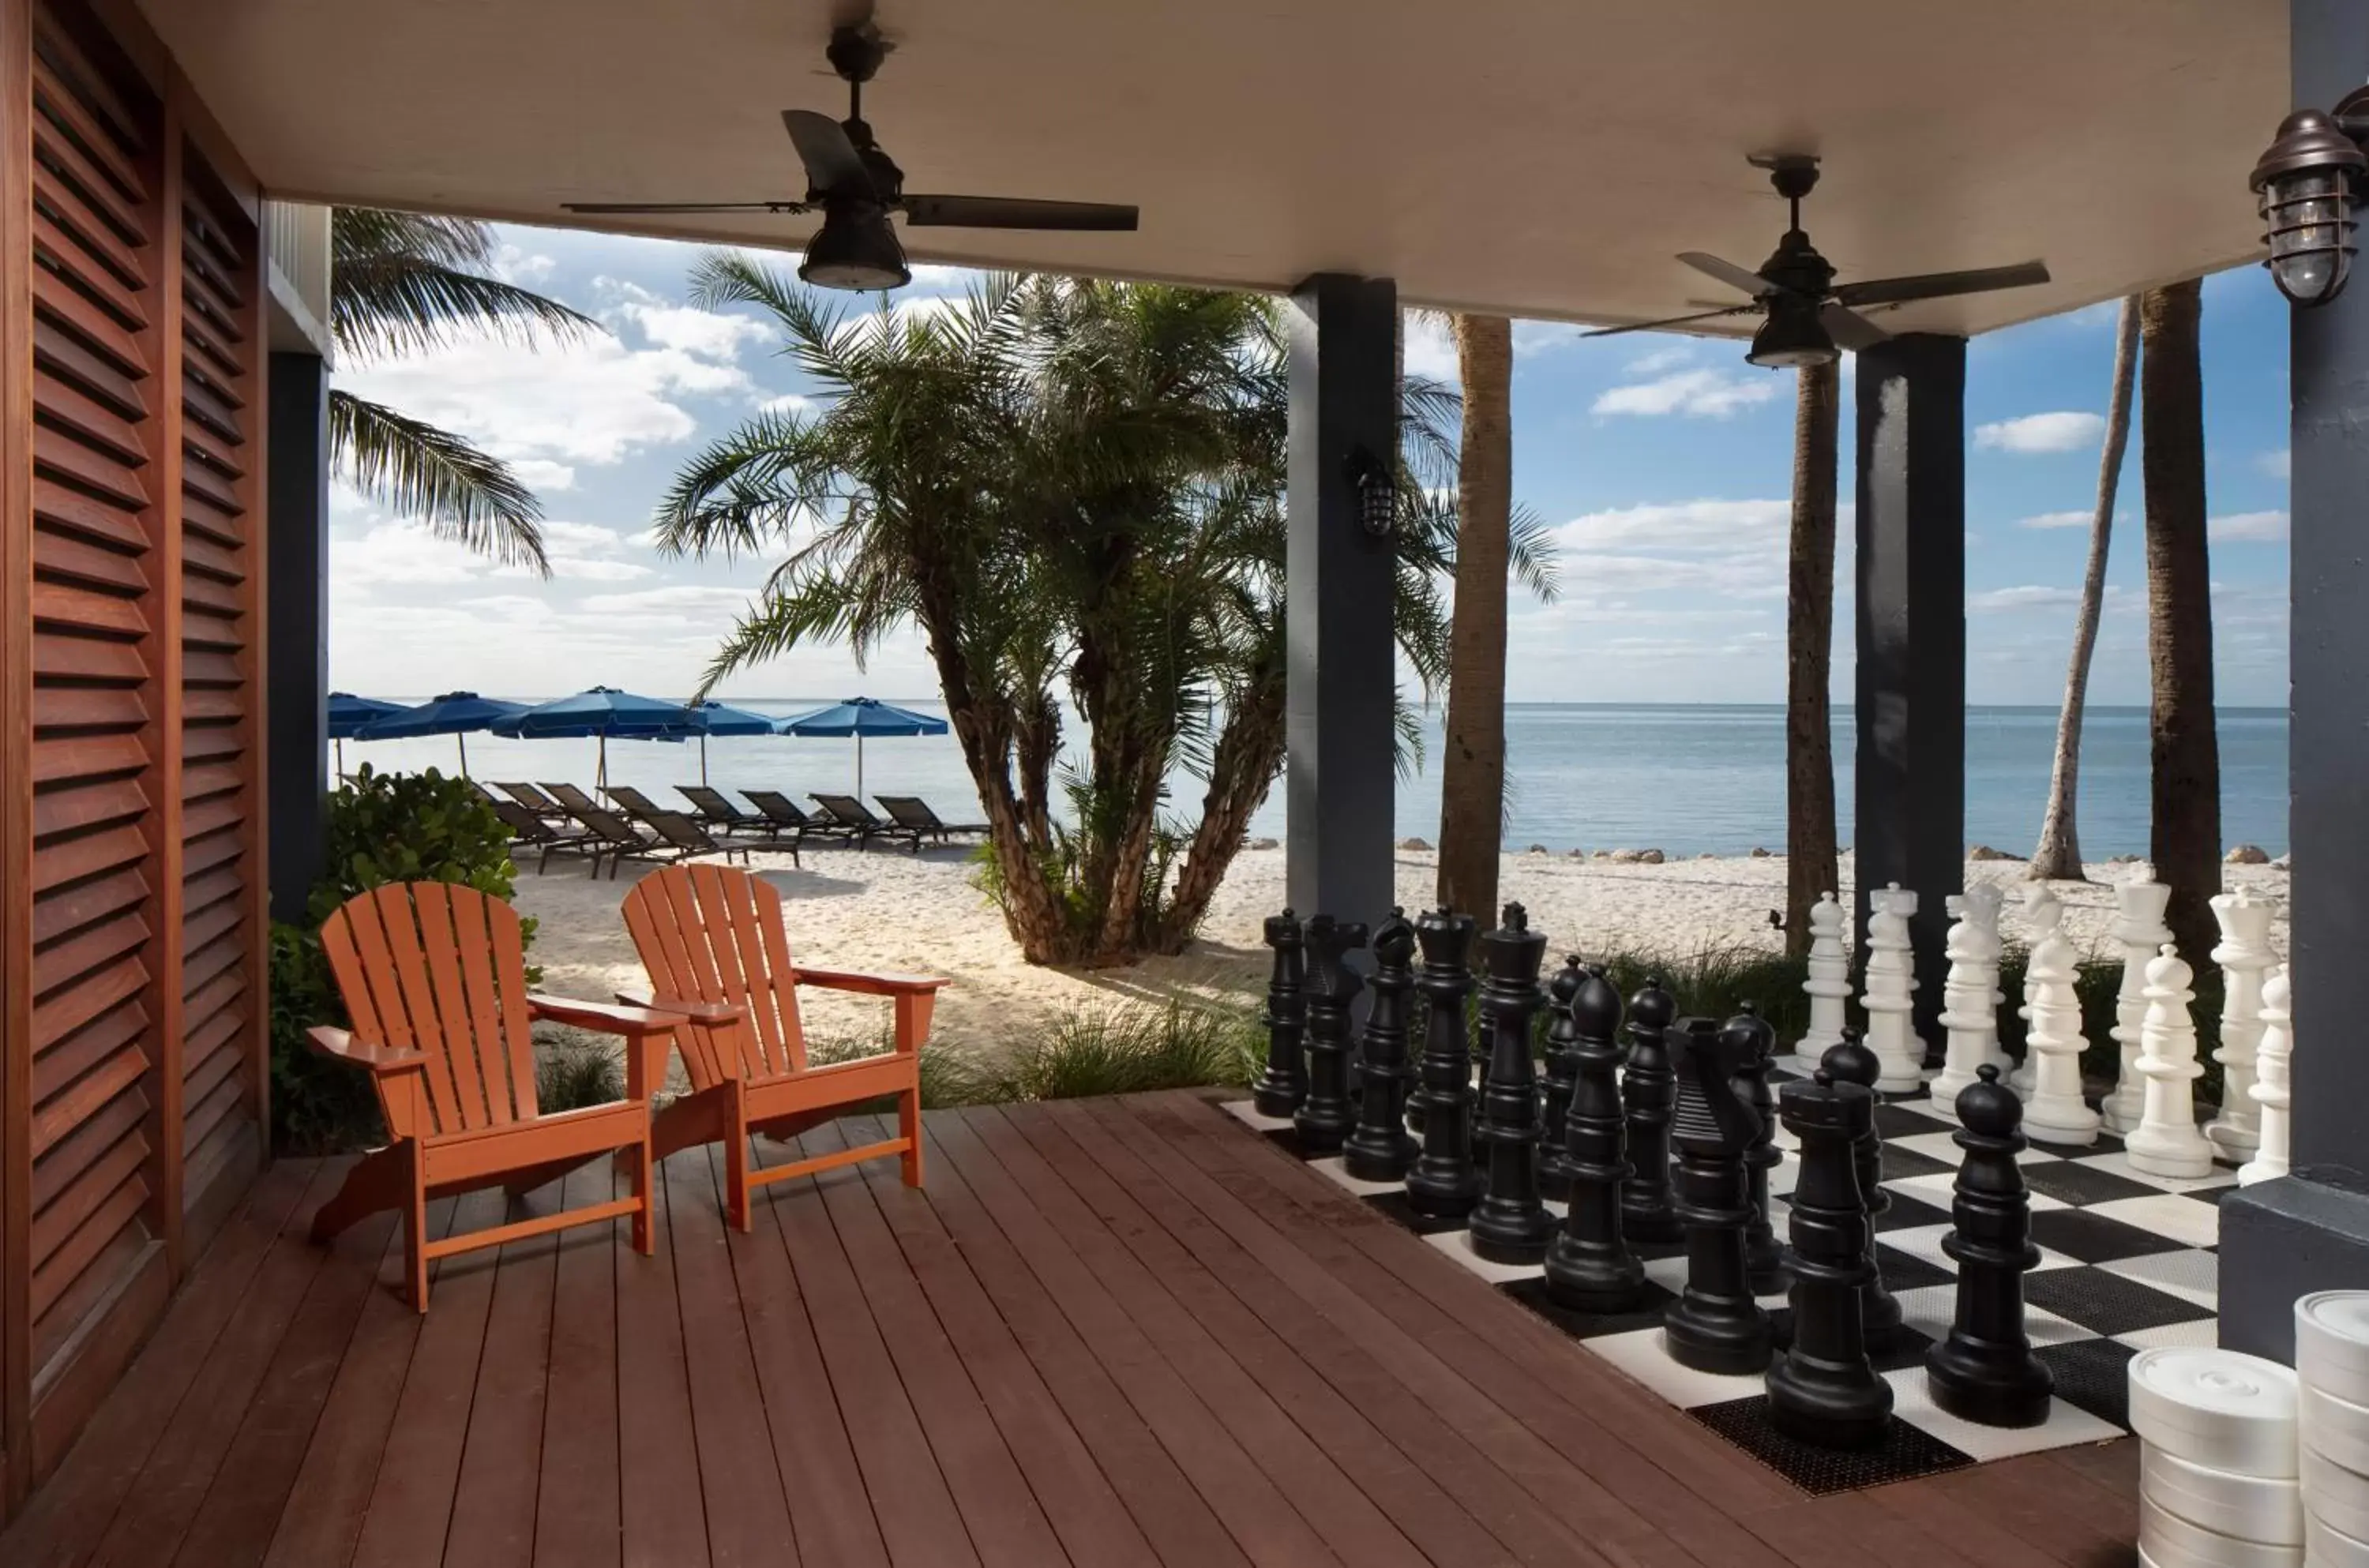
(1436, 313), (1515, 921)
(1784, 359), (1839, 958)
(329, 209), (601, 574)
(2139, 279), (2222, 970)
(2029, 296), (2141, 880)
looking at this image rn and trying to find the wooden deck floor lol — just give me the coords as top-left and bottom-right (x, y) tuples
(1, 1090), (2142, 1568)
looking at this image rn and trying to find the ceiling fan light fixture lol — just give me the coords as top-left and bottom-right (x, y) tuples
(798, 202), (910, 292)
(1745, 298), (1838, 369)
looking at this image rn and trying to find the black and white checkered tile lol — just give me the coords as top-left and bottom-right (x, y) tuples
(1223, 1067), (2235, 1495)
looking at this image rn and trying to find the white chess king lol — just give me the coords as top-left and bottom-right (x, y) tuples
(2126, 944), (2216, 1180)
(2239, 966), (2292, 1187)
(1863, 883), (1924, 1094)
(2206, 888), (2274, 1159)
(2101, 865), (2172, 1135)
(1793, 891), (1851, 1070)
(2019, 928), (2101, 1146)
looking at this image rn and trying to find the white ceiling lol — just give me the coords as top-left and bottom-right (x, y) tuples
(145, 0), (2286, 336)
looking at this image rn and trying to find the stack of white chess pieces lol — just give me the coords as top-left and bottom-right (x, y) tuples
(2123, 1293), (2369, 1568)
(1790, 865), (2292, 1182)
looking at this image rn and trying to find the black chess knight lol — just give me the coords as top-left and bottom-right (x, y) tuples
(1725, 1004), (1789, 1296)
(1544, 962), (1644, 1311)
(1538, 959), (1586, 1200)
(1344, 909), (1420, 1181)
(1620, 978), (1684, 1244)
(1252, 910), (1308, 1117)
(1766, 1069), (1893, 1448)
(1663, 1018), (1773, 1375)
(1819, 1030), (1902, 1338)
(1926, 1065), (2055, 1428)
(1292, 914), (1367, 1155)
(1406, 908), (1484, 1219)
(1469, 904), (1555, 1265)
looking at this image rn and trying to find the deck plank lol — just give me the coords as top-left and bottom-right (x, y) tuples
(532, 1163), (625, 1568)
(613, 1141), (711, 1568)
(444, 1180), (565, 1568)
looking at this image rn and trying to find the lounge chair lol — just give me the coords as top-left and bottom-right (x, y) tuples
(570, 805), (746, 879)
(305, 882), (681, 1309)
(620, 863), (947, 1228)
(743, 788), (844, 845)
(542, 780), (603, 818)
(809, 792), (923, 852)
(677, 782), (768, 833)
(644, 810), (753, 868)
(606, 783), (669, 820)
(488, 797), (600, 873)
(874, 794), (991, 846)
(494, 780), (569, 820)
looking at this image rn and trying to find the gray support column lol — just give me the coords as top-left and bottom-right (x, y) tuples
(1852, 334), (1966, 1048)
(1286, 273), (1397, 927)
(2218, 0), (2369, 1365)
(265, 351), (329, 925)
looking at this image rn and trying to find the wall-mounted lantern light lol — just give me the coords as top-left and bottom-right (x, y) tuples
(2250, 86), (2369, 307)
(1345, 445), (1395, 540)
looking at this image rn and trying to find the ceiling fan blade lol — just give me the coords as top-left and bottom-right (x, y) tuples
(561, 201), (805, 214)
(1819, 302), (1891, 351)
(781, 109), (875, 198)
(901, 193), (1138, 231)
(1580, 305), (1757, 339)
(1832, 260), (2051, 308)
(1678, 251), (1781, 298)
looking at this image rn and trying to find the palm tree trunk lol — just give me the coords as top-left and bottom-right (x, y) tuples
(2030, 296), (2142, 880)
(2138, 279), (2223, 973)
(1436, 314), (1514, 923)
(1784, 362), (1841, 959)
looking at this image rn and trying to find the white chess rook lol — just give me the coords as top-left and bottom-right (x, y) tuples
(2011, 883), (2065, 1097)
(2239, 966), (2292, 1187)
(2101, 866), (2173, 1135)
(2020, 929), (2101, 1146)
(1793, 892), (1852, 1070)
(2127, 944), (2217, 1180)
(1863, 883), (1924, 1094)
(1930, 894), (1999, 1110)
(2207, 889), (2274, 1159)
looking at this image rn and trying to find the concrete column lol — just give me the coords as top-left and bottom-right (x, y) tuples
(1285, 274), (1397, 928)
(2218, 0), (2369, 1365)
(1853, 334), (1966, 1049)
(265, 351), (329, 925)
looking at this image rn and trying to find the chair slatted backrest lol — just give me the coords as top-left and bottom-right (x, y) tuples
(609, 784), (664, 817)
(744, 790), (812, 827)
(621, 864), (807, 1086)
(679, 784), (740, 820)
(317, 883), (541, 1135)
(814, 793), (882, 827)
(544, 782), (602, 816)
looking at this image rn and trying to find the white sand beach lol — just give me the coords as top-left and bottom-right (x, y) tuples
(512, 844), (2292, 1060)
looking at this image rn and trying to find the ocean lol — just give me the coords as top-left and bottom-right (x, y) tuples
(342, 702), (2290, 861)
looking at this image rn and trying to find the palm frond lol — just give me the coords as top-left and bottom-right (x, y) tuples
(332, 208), (497, 270)
(329, 390), (550, 575)
(1507, 501), (1561, 603)
(333, 253), (602, 361)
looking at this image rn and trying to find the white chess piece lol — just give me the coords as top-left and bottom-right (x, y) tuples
(1962, 883), (2008, 1073)
(2101, 865), (2173, 1135)
(1793, 891), (1852, 1070)
(2010, 883), (2064, 1097)
(2126, 944), (2216, 1180)
(2239, 966), (2292, 1187)
(1932, 895), (1997, 1110)
(2207, 888), (2275, 1158)
(1863, 883), (1924, 1093)
(2021, 928), (2101, 1146)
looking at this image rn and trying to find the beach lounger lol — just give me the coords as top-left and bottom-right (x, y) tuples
(742, 789), (843, 841)
(874, 794), (991, 846)
(306, 882), (674, 1308)
(810, 792), (924, 852)
(488, 798), (600, 873)
(494, 780), (569, 819)
(677, 783), (768, 833)
(606, 783), (669, 820)
(542, 781), (604, 818)
(620, 863), (947, 1228)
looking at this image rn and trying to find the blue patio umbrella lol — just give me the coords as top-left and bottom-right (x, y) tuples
(674, 700), (777, 786)
(775, 696), (948, 797)
(353, 692), (529, 778)
(494, 686), (695, 795)
(327, 692), (406, 778)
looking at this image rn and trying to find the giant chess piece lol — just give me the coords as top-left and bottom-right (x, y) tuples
(1406, 908), (1485, 1218)
(1931, 894), (1999, 1112)
(1344, 909), (1421, 1181)
(1963, 883), (2008, 1074)
(1470, 904), (1556, 1264)
(1619, 977), (1684, 1244)
(1792, 892), (1853, 1071)
(1863, 884), (1925, 1093)
(1767, 1068), (1892, 1448)
(1726, 1005), (1789, 1296)
(2101, 865), (2173, 1134)
(2020, 927), (2101, 1146)
(2010, 883), (2065, 1097)
(2239, 966), (2293, 1187)
(1545, 964), (1643, 1310)
(1537, 958), (1586, 1200)
(1819, 1030), (1902, 1338)
(1926, 1066), (2054, 1427)
(1663, 1018), (1773, 1374)
(1292, 914), (1368, 1155)
(2206, 889), (2275, 1160)
(2127, 944), (2215, 1180)
(1252, 910), (1309, 1117)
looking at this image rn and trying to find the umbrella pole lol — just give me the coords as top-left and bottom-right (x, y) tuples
(700, 734), (710, 787)
(856, 734), (864, 801)
(335, 737), (344, 781)
(598, 735), (608, 800)
(458, 732), (469, 778)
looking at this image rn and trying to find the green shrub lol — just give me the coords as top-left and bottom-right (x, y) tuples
(808, 1001), (1261, 1112)
(536, 1036), (625, 1111)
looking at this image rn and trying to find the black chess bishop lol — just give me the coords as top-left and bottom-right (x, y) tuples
(1544, 962), (1644, 1311)
(1620, 978), (1684, 1244)
(1819, 1030), (1902, 1338)
(1725, 1004), (1789, 1296)
(1405, 908), (1484, 1219)
(1343, 909), (1420, 1181)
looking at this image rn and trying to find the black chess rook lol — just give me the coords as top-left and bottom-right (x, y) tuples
(1662, 1018), (1773, 1375)
(1405, 909), (1484, 1218)
(1620, 978), (1684, 1244)
(1727, 1004), (1789, 1296)
(1468, 904), (1556, 1265)
(1819, 1030), (1902, 1338)
(1544, 962), (1645, 1311)
(1291, 915), (1368, 1155)
(1926, 1064), (2056, 1428)
(1766, 1069), (1894, 1448)
(1252, 909), (1308, 1117)
(1344, 909), (1421, 1181)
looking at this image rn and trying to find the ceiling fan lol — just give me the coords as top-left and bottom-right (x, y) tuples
(1584, 155), (2051, 366)
(561, 16), (1139, 292)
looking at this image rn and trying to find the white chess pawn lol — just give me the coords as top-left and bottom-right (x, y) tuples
(2239, 966), (2292, 1187)
(2010, 883), (2065, 1097)
(1863, 883), (1924, 1093)
(1932, 895), (1996, 1110)
(1962, 883), (2008, 1073)
(2021, 928), (2101, 1146)
(2207, 888), (2276, 1158)
(2101, 865), (2174, 1135)
(2127, 944), (2216, 1180)
(1793, 891), (1852, 1070)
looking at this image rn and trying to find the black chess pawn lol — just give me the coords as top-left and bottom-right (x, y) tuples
(1406, 909), (1484, 1219)
(1662, 1018), (1773, 1375)
(1252, 910), (1308, 1117)
(1545, 963), (1644, 1311)
(1292, 915), (1368, 1155)
(1620, 977), (1683, 1244)
(1344, 910), (1421, 1181)
(1927, 1065), (2055, 1428)
(1725, 1004), (1789, 1296)
(1537, 958), (1586, 1201)
(1469, 904), (1556, 1265)
(1766, 1069), (1894, 1448)
(1819, 1029), (1902, 1338)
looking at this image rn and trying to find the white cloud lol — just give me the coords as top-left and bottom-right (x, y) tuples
(1402, 313), (1459, 384)
(334, 521), (490, 587)
(493, 245), (556, 285)
(1592, 368), (1778, 419)
(1552, 498), (1789, 553)
(759, 392), (816, 415)
(1969, 584), (2125, 612)
(510, 458), (578, 493)
(2258, 448), (2292, 480)
(2210, 510), (2289, 542)
(1973, 411), (2106, 453)
(598, 279), (772, 362)
(1623, 345), (1695, 375)
(2016, 509), (2094, 531)
(1512, 321), (1584, 356)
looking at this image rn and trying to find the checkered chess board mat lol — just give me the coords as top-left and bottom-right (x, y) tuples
(1222, 1067), (2233, 1495)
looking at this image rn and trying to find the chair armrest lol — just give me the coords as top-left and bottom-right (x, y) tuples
(526, 993), (690, 1036)
(306, 1026), (426, 1074)
(795, 966), (951, 996)
(613, 989), (746, 1028)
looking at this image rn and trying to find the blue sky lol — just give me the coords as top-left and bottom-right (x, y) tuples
(329, 226), (2293, 707)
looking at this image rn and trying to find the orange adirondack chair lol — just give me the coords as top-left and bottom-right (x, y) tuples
(307, 882), (683, 1309)
(619, 863), (946, 1229)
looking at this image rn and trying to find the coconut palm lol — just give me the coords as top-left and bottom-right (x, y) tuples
(2029, 296), (2141, 880)
(1784, 358), (1841, 958)
(329, 208), (601, 574)
(1436, 313), (1516, 922)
